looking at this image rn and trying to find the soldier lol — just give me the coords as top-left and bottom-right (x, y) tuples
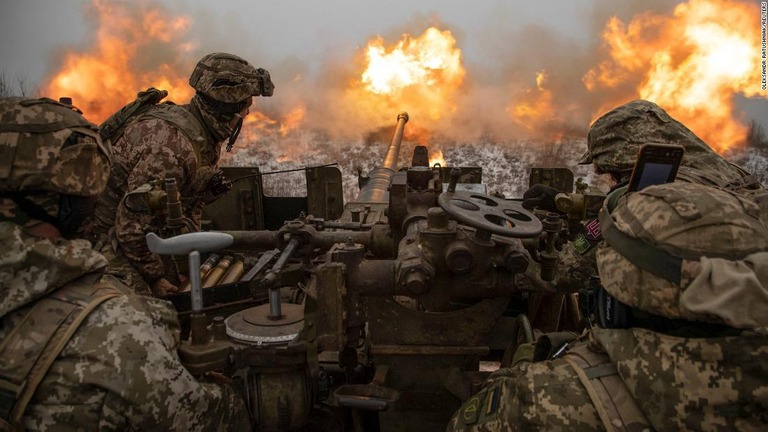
(86, 52), (274, 297)
(579, 99), (764, 196)
(519, 99), (767, 295)
(0, 97), (250, 430)
(448, 181), (768, 431)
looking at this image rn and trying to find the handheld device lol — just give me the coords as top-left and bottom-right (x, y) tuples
(627, 143), (685, 192)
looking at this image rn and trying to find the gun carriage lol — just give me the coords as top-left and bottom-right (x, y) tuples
(152, 112), (579, 431)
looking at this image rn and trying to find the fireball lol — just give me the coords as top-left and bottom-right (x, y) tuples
(345, 26), (466, 128)
(43, 0), (195, 123)
(584, 0), (764, 152)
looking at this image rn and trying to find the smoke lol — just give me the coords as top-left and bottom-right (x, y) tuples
(220, 0), (690, 145)
(39, 0), (767, 153)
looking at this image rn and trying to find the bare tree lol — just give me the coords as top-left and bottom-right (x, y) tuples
(746, 120), (768, 150)
(15, 71), (29, 97)
(0, 69), (35, 98)
(0, 70), (11, 98)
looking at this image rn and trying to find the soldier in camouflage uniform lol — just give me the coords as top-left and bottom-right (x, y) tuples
(86, 52), (274, 297)
(449, 181), (768, 431)
(579, 99), (764, 194)
(0, 97), (250, 430)
(519, 99), (767, 296)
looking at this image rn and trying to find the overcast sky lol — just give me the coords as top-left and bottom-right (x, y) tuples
(0, 0), (679, 91)
(1, 0), (766, 140)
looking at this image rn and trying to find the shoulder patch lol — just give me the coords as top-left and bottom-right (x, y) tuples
(461, 394), (482, 425)
(573, 234), (593, 255)
(584, 218), (602, 241)
(484, 386), (500, 417)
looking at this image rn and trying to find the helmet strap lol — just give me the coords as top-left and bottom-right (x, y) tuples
(227, 114), (244, 152)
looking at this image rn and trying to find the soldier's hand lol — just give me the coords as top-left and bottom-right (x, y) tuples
(522, 184), (562, 213)
(152, 278), (179, 297)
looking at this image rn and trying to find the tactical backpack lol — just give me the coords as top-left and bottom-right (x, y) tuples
(98, 87), (169, 145)
(99, 88), (209, 168)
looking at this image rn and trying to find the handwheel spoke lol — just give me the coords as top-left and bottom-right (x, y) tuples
(438, 191), (542, 238)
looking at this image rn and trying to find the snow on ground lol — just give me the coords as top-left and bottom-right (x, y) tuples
(222, 130), (767, 204)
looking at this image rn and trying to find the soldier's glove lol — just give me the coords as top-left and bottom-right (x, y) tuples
(522, 184), (563, 213)
(202, 170), (233, 204)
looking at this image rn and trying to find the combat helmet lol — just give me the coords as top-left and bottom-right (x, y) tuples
(189, 52), (274, 105)
(596, 182), (768, 329)
(0, 97), (110, 234)
(579, 100), (709, 174)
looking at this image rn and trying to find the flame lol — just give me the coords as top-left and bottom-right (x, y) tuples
(508, 70), (556, 131)
(42, 0), (196, 123)
(362, 27), (463, 95)
(583, 0), (764, 152)
(348, 27), (465, 125)
(429, 149), (446, 167)
(279, 105), (306, 136)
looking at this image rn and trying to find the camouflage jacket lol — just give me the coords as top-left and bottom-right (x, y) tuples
(516, 237), (598, 294)
(447, 327), (768, 431)
(88, 104), (223, 287)
(0, 222), (249, 431)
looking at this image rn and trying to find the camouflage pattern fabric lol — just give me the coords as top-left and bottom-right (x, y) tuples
(191, 94), (241, 143)
(516, 235), (598, 294)
(483, 107), (768, 431)
(0, 97), (110, 226)
(87, 108), (218, 293)
(519, 99), (766, 296)
(447, 328), (768, 431)
(591, 327), (768, 431)
(189, 52), (274, 103)
(597, 182), (768, 328)
(96, 239), (154, 296)
(582, 99), (767, 219)
(446, 342), (603, 431)
(580, 99), (752, 182)
(0, 221), (250, 430)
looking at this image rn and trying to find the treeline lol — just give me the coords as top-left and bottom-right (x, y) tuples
(0, 70), (33, 98)
(747, 120), (768, 150)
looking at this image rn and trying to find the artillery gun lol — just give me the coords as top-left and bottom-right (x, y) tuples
(158, 112), (575, 431)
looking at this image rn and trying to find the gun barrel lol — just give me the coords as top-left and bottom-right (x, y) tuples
(382, 112), (409, 171)
(355, 112), (409, 204)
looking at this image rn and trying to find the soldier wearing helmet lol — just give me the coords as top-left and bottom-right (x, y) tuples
(518, 99), (767, 296)
(0, 97), (250, 430)
(580, 99), (763, 192)
(86, 52), (274, 296)
(448, 182), (768, 431)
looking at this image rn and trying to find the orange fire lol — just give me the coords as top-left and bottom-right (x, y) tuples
(584, 0), (764, 152)
(42, 0), (284, 141)
(429, 149), (446, 167)
(346, 27), (466, 128)
(508, 70), (556, 132)
(43, 0), (195, 123)
(279, 105), (306, 136)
